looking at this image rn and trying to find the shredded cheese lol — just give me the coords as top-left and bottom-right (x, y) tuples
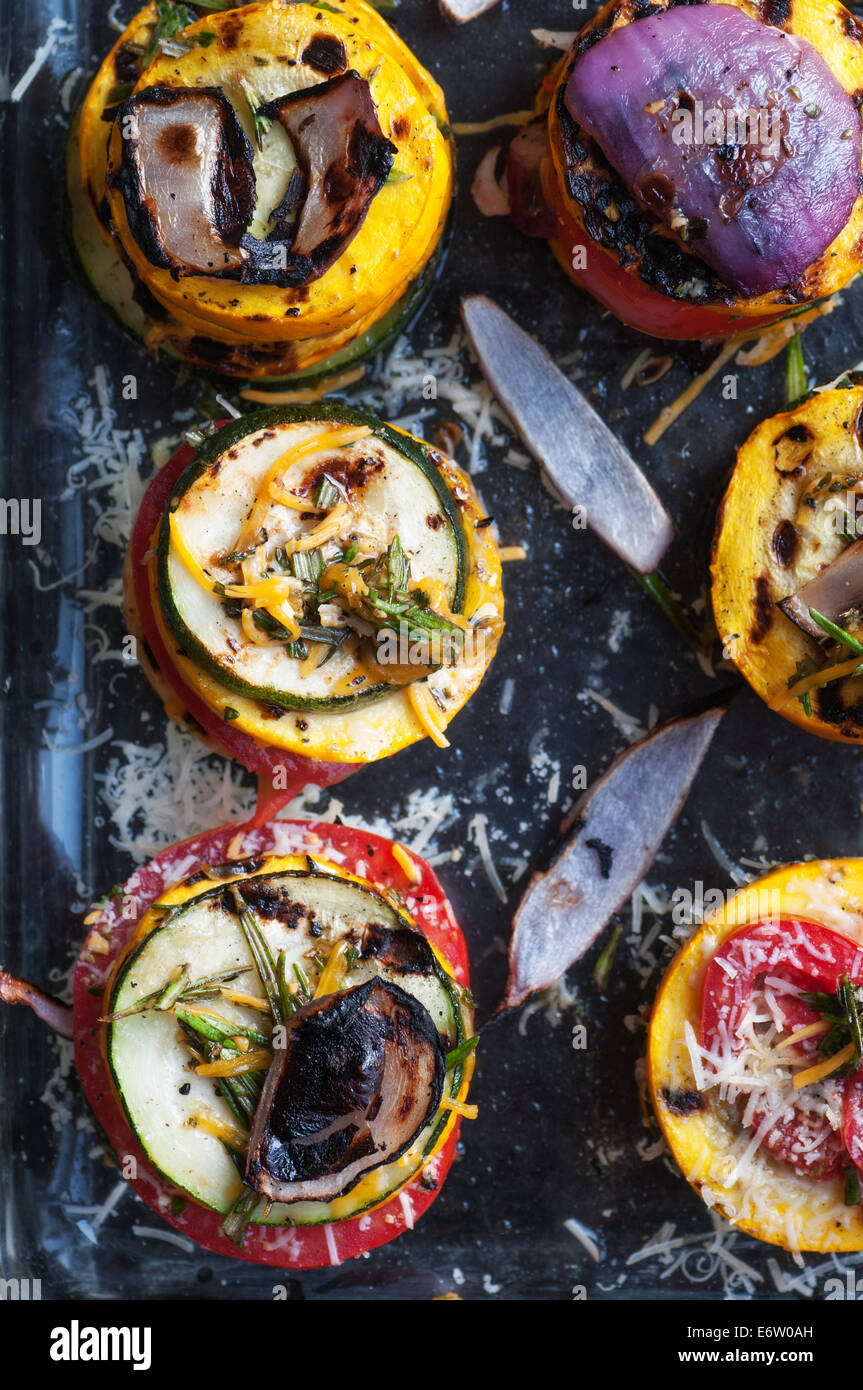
(772, 657), (863, 710)
(314, 940), (350, 999)
(195, 1049), (271, 1078)
(452, 109), (535, 135)
(193, 1111), (249, 1152)
(793, 1042), (855, 1091)
(441, 1098), (479, 1119)
(408, 683), (450, 748)
(392, 842), (422, 884)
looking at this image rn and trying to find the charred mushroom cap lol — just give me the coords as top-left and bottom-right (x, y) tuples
(116, 86), (257, 278)
(778, 538), (863, 643)
(247, 71), (396, 288)
(245, 977), (445, 1204)
(360, 920), (438, 976)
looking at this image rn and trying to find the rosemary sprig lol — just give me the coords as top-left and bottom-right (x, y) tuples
(103, 966), (251, 1021)
(232, 888), (284, 1023)
(240, 80), (271, 150)
(808, 607), (863, 658)
(174, 1005), (270, 1050)
(842, 973), (863, 1063)
(276, 950), (297, 1022)
(800, 973), (863, 1072)
(786, 331), (808, 406)
(143, 0), (198, 67)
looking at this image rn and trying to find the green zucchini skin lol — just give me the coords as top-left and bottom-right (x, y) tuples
(155, 403), (470, 714)
(106, 867), (466, 1226)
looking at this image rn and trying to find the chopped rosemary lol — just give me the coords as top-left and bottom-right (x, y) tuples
(630, 569), (708, 656)
(385, 168), (413, 185)
(808, 607), (863, 655)
(593, 922), (623, 993)
(445, 1036), (478, 1069)
(799, 974), (863, 1073)
(291, 547), (325, 585)
(241, 81), (271, 150)
(313, 473), (342, 509)
(846, 1168), (861, 1206)
(174, 1005), (270, 1050)
(221, 1185), (261, 1247)
(276, 950), (296, 1022)
(143, 0), (198, 67)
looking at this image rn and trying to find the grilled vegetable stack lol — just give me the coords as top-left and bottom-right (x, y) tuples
(650, 859), (863, 1253)
(712, 381), (863, 742)
(69, 0), (454, 381)
(507, 0), (863, 340)
(126, 403), (504, 793)
(73, 819), (476, 1265)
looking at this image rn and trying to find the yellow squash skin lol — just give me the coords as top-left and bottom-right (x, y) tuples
(72, 0), (453, 378)
(649, 859), (863, 1253)
(547, 0), (863, 320)
(135, 426), (504, 765)
(712, 385), (863, 743)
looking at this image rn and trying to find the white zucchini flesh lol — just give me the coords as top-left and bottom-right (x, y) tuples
(108, 871), (460, 1224)
(165, 421), (460, 704)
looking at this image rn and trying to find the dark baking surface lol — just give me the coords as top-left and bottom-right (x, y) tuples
(3, 0), (863, 1301)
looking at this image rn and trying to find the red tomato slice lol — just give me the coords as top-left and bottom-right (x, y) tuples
(701, 918), (863, 1052)
(130, 431), (359, 822)
(843, 1082), (863, 1173)
(701, 918), (863, 1182)
(73, 818), (471, 1267)
(548, 179), (784, 342)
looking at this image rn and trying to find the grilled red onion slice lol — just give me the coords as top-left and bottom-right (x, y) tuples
(778, 537), (863, 641)
(245, 978), (445, 1203)
(460, 294), (674, 574)
(500, 709), (724, 1012)
(252, 71), (396, 287)
(566, 6), (862, 297)
(506, 120), (557, 239)
(116, 86), (256, 277)
(0, 968), (74, 1038)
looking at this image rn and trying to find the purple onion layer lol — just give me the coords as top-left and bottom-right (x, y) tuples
(566, 5), (862, 297)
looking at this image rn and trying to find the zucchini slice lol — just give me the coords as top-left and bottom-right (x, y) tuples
(107, 858), (470, 1227)
(157, 405), (470, 713)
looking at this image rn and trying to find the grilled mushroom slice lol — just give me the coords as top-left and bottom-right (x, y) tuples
(248, 71), (396, 287)
(245, 977), (445, 1204)
(778, 538), (863, 643)
(116, 86), (257, 277)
